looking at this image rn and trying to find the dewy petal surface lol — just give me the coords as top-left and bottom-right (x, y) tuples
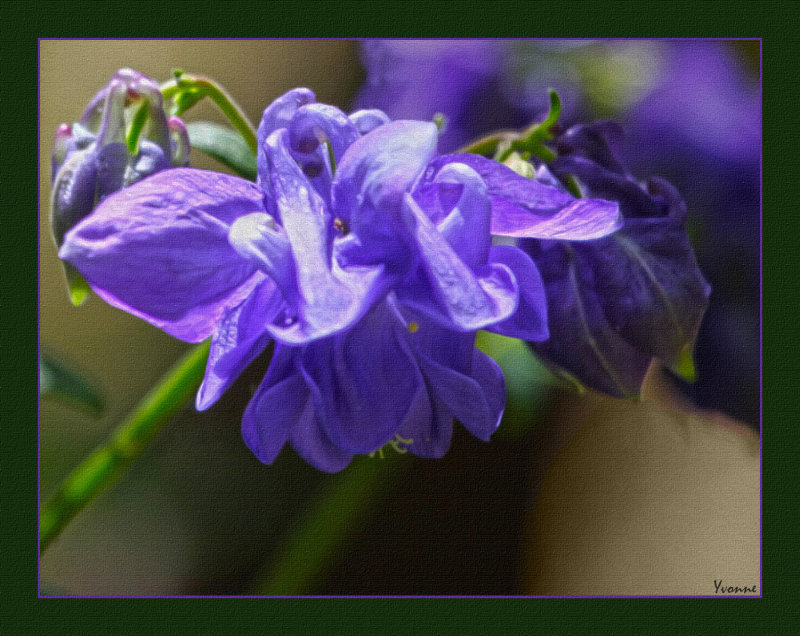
(60, 168), (268, 342)
(424, 153), (622, 240)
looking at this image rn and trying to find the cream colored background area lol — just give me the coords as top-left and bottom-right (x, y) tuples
(524, 379), (760, 596)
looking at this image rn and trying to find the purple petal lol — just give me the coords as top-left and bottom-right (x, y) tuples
(261, 129), (388, 344)
(196, 278), (282, 410)
(425, 154), (622, 240)
(289, 401), (354, 473)
(348, 108), (391, 135)
(430, 162), (491, 268)
(256, 88), (316, 190)
(59, 168), (267, 342)
(289, 103), (360, 164)
(399, 194), (518, 331)
(242, 344), (309, 465)
(396, 383), (454, 459)
(299, 302), (423, 454)
(415, 344), (505, 442)
(484, 245), (549, 342)
(530, 243), (653, 397)
(332, 120), (438, 255)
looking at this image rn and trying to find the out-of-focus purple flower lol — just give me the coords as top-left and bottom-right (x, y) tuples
(50, 68), (190, 303)
(623, 41), (761, 422)
(522, 122), (711, 397)
(355, 39), (760, 425)
(59, 88), (621, 471)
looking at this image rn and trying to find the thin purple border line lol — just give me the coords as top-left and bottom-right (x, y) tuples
(37, 37), (763, 600)
(37, 38), (42, 598)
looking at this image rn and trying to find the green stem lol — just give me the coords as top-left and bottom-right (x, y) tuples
(249, 455), (403, 595)
(160, 71), (258, 156)
(40, 341), (210, 554)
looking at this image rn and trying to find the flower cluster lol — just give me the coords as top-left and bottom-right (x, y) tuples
(58, 85), (623, 471)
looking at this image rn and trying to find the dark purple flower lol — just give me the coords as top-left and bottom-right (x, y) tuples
(522, 122), (711, 397)
(59, 88), (621, 471)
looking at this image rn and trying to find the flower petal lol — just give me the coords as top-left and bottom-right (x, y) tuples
(399, 193), (518, 332)
(331, 120), (438, 267)
(59, 168), (267, 342)
(415, 343), (505, 442)
(396, 383), (454, 459)
(196, 277), (282, 410)
(529, 242), (653, 397)
(348, 108), (391, 135)
(289, 401), (354, 473)
(256, 87), (316, 190)
(241, 344), (308, 466)
(424, 153), (622, 240)
(261, 129), (388, 344)
(299, 302), (423, 454)
(484, 245), (549, 342)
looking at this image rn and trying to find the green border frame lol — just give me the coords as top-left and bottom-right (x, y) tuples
(5, 0), (794, 632)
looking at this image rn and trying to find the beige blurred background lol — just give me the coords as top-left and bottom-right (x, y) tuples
(40, 40), (759, 596)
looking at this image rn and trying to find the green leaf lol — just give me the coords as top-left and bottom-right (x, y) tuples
(40, 354), (104, 415)
(186, 121), (257, 181)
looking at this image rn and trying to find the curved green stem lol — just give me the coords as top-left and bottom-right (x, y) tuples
(160, 71), (258, 156)
(40, 341), (210, 554)
(249, 455), (404, 595)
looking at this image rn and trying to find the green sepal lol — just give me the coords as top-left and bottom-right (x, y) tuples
(65, 263), (90, 306)
(186, 121), (257, 181)
(125, 100), (149, 154)
(673, 343), (698, 382)
(40, 354), (104, 416)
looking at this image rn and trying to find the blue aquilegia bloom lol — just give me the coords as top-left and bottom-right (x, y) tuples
(59, 88), (621, 472)
(50, 68), (190, 300)
(520, 121), (711, 397)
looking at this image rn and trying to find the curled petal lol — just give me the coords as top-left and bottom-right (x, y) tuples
(196, 277), (282, 410)
(348, 108), (391, 135)
(332, 119), (439, 223)
(59, 168), (266, 342)
(431, 162), (491, 268)
(399, 194), (518, 332)
(424, 154), (622, 240)
(485, 245), (549, 342)
(256, 87), (316, 190)
(290, 103), (360, 164)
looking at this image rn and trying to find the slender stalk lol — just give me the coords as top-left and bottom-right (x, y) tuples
(40, 341), (210, 554)
(249, 455), (403, 595)
(160, 72), (258, 156)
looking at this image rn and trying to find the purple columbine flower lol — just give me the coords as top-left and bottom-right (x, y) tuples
(59, 88), (621, 471)
(519, 121), (711, 398)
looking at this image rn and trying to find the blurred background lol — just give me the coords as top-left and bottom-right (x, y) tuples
(40, 40), (760, 596)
